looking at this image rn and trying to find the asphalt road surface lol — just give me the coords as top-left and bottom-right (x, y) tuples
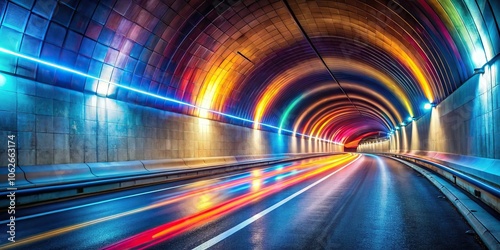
(0, 154), (483, 249)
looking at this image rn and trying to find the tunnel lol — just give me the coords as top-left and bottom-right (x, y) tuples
(0, 0), (499, 249)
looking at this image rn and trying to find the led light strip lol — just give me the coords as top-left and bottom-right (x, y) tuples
(0, 47), (342, 145)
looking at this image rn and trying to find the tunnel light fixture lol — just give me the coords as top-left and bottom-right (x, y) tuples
(407, 117), (414, 122)
(472, 51), (500, 75)
(423, 102), (435, 110)
(395, 126), (400, 130)
(473, 67), (485, 74)
(472, 50), (486, 69)
(400, 122), (405, 126)
(0, 47), (344, 146)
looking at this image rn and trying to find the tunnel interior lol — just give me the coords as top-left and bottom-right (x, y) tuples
(1, 1), (500, 248)
(0, 0), (499, 166)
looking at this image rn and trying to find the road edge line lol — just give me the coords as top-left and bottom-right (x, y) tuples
(386, 156), (500, 250)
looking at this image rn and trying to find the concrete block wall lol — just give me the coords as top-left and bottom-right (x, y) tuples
(359, 58), (499, 159)
(0, 74), (342, 167)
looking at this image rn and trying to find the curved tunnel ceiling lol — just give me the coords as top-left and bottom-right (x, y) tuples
(0, 0), (498, 147)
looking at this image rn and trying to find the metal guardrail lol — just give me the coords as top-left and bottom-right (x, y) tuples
(386, 153), (500, 199)
(381, 153), (500, 250)
(0, 153), (334, 197)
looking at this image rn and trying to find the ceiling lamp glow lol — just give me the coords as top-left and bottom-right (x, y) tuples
(472, 50), (487, 69)
(423, 102), (435, 110)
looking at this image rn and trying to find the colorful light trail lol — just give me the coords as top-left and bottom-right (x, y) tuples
(103, 154), (359, 249)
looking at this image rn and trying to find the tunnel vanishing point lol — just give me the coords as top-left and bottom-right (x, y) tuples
(0, 0), (499, 249)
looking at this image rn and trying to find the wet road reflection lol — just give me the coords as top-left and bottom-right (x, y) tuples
(2, 154), (481, 250)
(2, 154), (358, 249)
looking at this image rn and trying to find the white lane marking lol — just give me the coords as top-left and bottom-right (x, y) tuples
(192, 155), (361, 250)
(0, 170), (259, 224)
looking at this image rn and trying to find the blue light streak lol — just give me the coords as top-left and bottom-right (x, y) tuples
(0, 47), (343, 145)
(228, 184), (252, 193)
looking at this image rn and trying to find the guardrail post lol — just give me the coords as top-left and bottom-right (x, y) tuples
(474, 189), (481, 198)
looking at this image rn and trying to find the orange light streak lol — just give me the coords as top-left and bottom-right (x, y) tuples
(104, 154), (359, 249)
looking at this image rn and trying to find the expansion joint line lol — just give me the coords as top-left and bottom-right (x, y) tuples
(282, 0), (363, 115)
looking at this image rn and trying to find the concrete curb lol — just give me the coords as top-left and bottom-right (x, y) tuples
(387, 156), (500, 250)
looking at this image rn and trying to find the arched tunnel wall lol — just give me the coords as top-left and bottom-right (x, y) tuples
(359, 58), (499, 159)
(0, 0), (498, 167)
(0, 75), (342, 167)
